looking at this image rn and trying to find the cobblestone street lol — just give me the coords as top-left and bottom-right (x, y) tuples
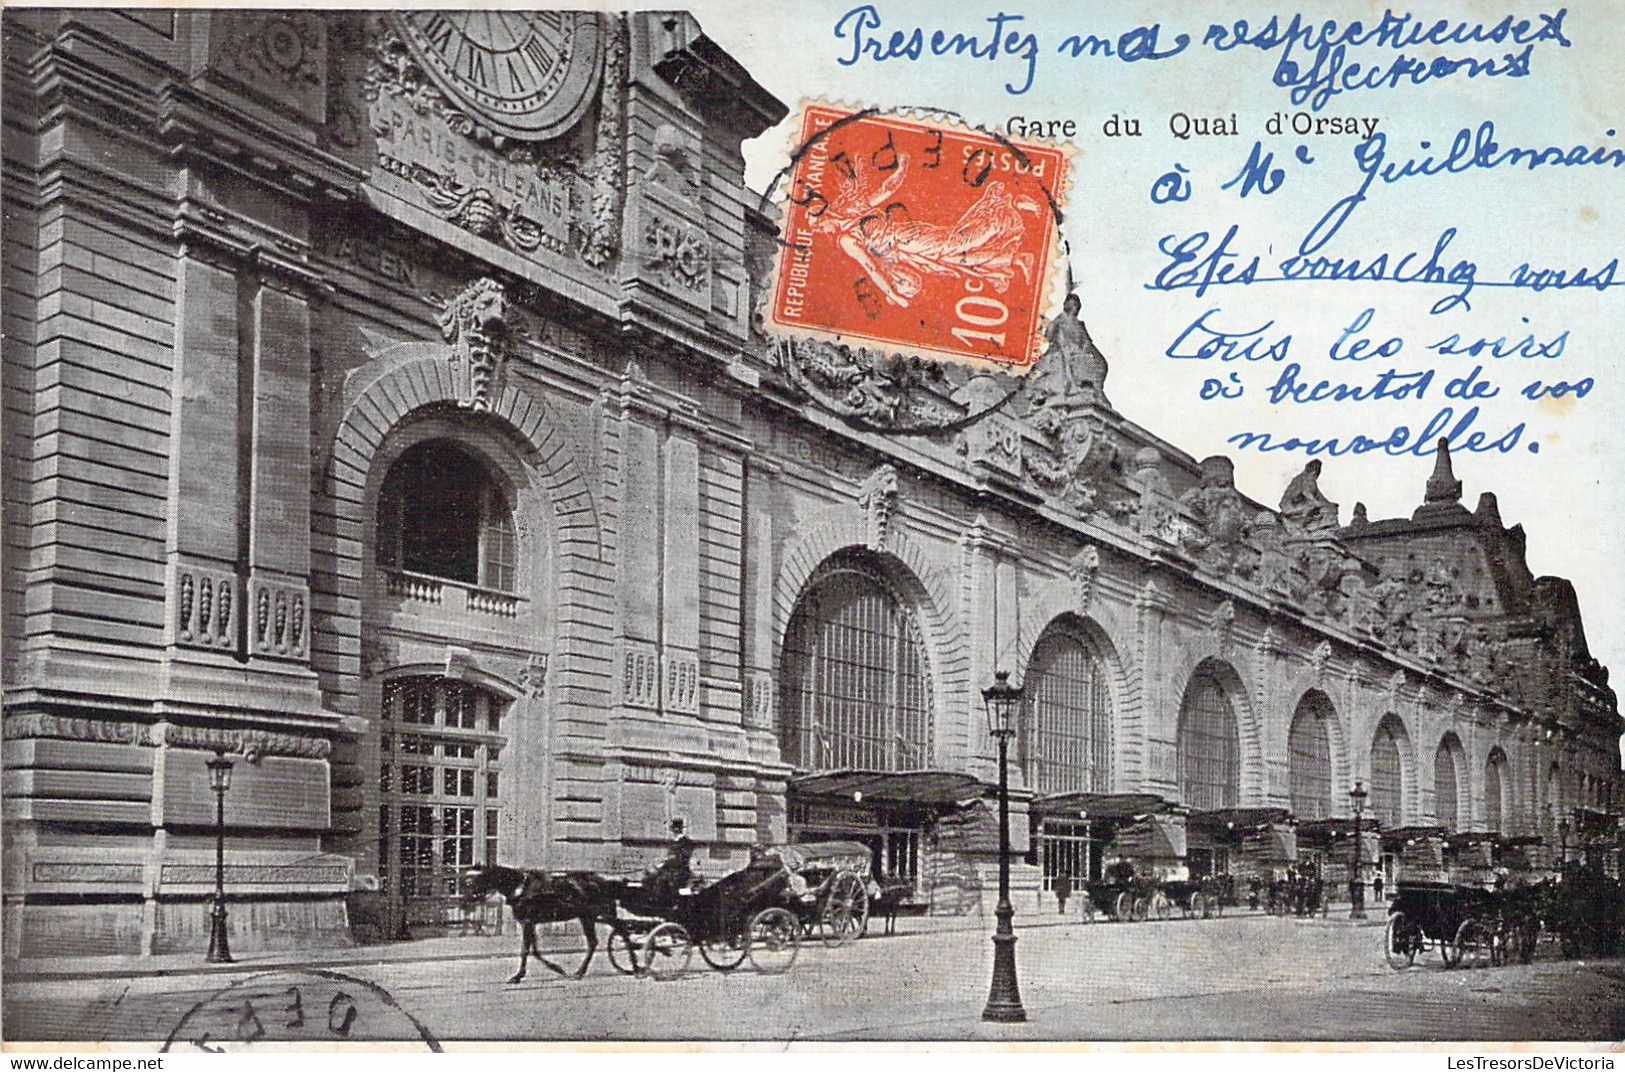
(7, 913), (1623, 1044)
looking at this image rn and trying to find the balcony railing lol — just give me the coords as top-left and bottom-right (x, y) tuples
(382, 569), (523, 619)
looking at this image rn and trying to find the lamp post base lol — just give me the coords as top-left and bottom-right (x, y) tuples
(981, 906), (1027, 1023)
(1348, 881), (1367, 921)
(206, 899), (234, 964)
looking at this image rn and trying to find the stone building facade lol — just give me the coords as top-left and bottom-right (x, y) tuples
(3, 9), (1620, 957)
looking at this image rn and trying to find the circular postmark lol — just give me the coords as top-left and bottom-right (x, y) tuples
(161, 968), (441, 1051)
(758, 102), (1080, 435)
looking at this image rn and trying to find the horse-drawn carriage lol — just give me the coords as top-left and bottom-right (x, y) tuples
(1084, 865), (1169, 922)
(462, 840), (875, 982)
(1383, 879), (1539, 969)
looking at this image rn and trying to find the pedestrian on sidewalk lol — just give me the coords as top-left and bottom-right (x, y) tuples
(1054, 872), (1072, 916)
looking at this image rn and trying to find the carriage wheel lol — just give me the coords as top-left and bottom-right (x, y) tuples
(640, 922), (693, 981)
(1080, 897), (1096, 924)
(1455, 919), (1488, 969)
(1131, 896), (1150, 923)
(697, 934), (748, 972)
(1187, 893), (1205, 919)
(607, 927), (640, 975)
(1114, 892), (1133, 922)
(1154, 892), (1173, 922)
(1439, 924), (1464, 968)
(819, 872), (869, 949)
(1384, 912), (1417, 970)
(746, 907), (800, 975)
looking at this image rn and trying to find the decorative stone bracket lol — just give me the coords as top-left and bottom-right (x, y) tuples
(621, 639), (660, 710)
(169, 559), (239, 652)
(249, 575), (310, 660)
(663, 651), (700, 715)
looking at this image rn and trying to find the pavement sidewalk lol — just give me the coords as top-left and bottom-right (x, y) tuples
(3, 907), (1379, 984)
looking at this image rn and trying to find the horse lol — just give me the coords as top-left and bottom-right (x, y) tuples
(461, 865), (620, 982)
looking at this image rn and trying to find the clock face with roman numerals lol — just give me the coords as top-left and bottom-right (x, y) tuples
(392, 11), (604, 142)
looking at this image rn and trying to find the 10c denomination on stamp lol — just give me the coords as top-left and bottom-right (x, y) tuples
(769, 103), (1071, 371)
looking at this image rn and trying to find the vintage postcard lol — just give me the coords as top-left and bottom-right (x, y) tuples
(1, 0), (1621, 1054)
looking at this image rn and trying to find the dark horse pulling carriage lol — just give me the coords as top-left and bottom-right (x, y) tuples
(461, 840), (873, 982)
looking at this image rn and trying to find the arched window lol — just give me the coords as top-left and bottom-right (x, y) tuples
(1485, 748), (1507, 833)
(779, 561), (930, 771)
(1370, 718), (1405, 828)
(1177, 670), (1239, 810)
(1288, 693), (1334, 820)
(1021, 629), (1112, 794)
(1434, 735), (1462, 830)
(378, 676), (507, 919)
(378, 440), (516, 591)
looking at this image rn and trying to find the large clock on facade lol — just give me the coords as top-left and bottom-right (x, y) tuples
(391, 11), (604, 142)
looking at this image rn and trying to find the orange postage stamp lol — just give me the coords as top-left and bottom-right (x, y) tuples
(768, 104), (1071, 371)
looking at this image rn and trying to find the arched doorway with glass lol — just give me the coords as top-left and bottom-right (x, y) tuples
(1177, 664), (1243, 881)
(1484, 747), (1509, 834)
(1434, 732), (1467, 831)
(1022, 619), (1114, 891)
(779, 550), (936, 887)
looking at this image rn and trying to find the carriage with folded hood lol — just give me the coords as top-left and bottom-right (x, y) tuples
(608, 840), (874, 979)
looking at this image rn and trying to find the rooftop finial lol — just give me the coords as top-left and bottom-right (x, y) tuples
(1424, 437), (1462, 504)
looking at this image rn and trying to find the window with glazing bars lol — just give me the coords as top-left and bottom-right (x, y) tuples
(1484, 751), (1505, 833)
(378, 676), (505, 903)
(1370, 721), (1404, 828)
(1288, 694), (1333, 820)
(1022, 631), (1111, 794)
(1434, 738), (1460, 830)
(780, 567), (930, 771)
(1040, 821), (1091, 891)
(377, 439), (517, 592)
(1177, 673), (1239, 810)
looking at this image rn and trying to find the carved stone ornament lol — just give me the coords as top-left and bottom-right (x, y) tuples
(519, 652), (549, 697)
(436, 278), (511, 412)
(858, 465), (901, 550)
(1022, 406), (1117, 514)
(4, 713), (151, 746)
(1179, 455), (1250, 573)
(210, 12), (327, 123)
(643, 216), (710, 292)
(361, 15), (626, 264)
(1068, 544), (1101, 607)
(772, 336), (961, 431)
(163, 722), (332, 760)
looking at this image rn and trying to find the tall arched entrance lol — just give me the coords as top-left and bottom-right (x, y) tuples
(779, 551), (943, 887)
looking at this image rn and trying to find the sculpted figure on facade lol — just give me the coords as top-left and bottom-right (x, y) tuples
(1279, 459), (1341, 538)
(438, 277), (511, 412)
(1029, 292), (1110, 411)
(1178, 455), (1249, 571)
(1244, 510), (1299, 600)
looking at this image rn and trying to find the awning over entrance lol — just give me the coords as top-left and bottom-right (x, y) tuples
(1294, 816), (1379, 849)
(1188, 807), (1292, 840)
(1381, 824), (1450, 851)
(789, 769), (984, 807)
(1030, 791), (1176, 822)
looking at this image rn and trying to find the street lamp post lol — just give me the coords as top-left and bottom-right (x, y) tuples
(205, 750), (236, 964)
(981, 670), (1026, 1024)
(1558, 818), (1570, 869)
(1348, 780), (1368, 921)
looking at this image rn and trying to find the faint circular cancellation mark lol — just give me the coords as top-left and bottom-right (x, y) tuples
(161, 967), (441, 1051)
